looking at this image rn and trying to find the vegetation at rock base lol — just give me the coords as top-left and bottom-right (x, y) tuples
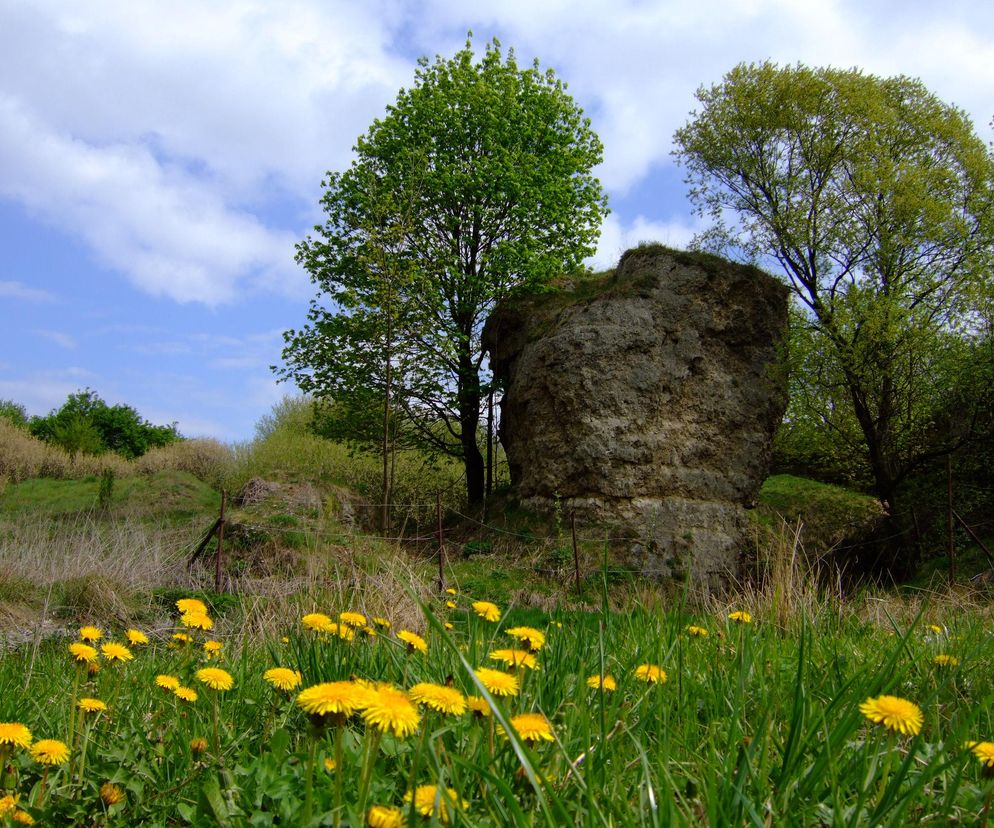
(3, 390), (994, 824)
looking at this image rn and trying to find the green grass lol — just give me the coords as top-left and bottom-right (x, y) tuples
(0, 470), (220, 524)
(2, 590), (993, 826)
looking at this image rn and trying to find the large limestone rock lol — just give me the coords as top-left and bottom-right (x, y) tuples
(483, 245), (789, 587)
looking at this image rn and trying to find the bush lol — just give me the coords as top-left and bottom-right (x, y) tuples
(136, 439), (233, 489)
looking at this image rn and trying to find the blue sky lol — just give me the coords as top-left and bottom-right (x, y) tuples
(1, 0), (992, 441)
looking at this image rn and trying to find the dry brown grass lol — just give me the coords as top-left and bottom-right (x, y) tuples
(0, 420), (131, 483)
(135, 438), (234, 488)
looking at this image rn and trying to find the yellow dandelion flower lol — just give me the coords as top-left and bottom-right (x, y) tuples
(0, 795), (17, 816)
(634, 664), (666, 684)
(397, 630), (427, 654)
(181, 611), (213, 631)
(929, 624), (944, 635)
(331, 622), (355, 641)
(203, 639), (223, 654)
(445, 588), (457, 595)
(686, 625), (709, 637)
(100, 782), (126, 806)
(12, 809), (34, 825)
(264, 667), (303, 691)
(156, 674), (180, 691)
(472, 601), (501, 622)
(367, 804), (404, 828)
(195, 667), (234, 691)
(474, 667), (519, 697)
(126, 629), (149, 646)
(404, 785), (467, 823)
(505, 626), (546, 651)
(409, 683), (467, 716)
(172, 632), (192, 645)
(0, 723), (32, 749)
(324, 757), (337, 771)
(728, 611), (752, 624)
(859, 695), (923, 736)
(586, 674), (617, 691)
(87, 662), (101, 676)
(361, 686), (421, 738)
(339, 611), (367, 627)
(296, 681), (370, 717)
(174, 686), (198, 702)
(189, 737), (208, 754)
(446, 600), (457, 609)
(100, 642), (134, 663)
(362, 626), (377, 638)
(69, 642), (98, 663)
(30, 739), (69, 766)
(176, 598), (208, 615)
(934, 654), (959, 667)
(444, 622), (454, 630)
(489, 649), (538, 670)
(467, 695), (492, 717)
(965, 741), (994, 768)
(373, 617), (391, 629)
(498, 712), (554, 744)
(302, 612), (335, 633)
(79, 625), (102, 642)
(78, 698), (107, 713)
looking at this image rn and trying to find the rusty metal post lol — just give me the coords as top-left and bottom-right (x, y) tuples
(947, 457), (955, 584)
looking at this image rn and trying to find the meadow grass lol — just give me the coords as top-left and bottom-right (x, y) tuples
(1, 582), (993, 826)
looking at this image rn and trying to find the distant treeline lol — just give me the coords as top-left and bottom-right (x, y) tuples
(0, 389), (180, 460)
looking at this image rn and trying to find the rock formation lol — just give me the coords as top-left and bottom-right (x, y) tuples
(482, 244), (789, 587)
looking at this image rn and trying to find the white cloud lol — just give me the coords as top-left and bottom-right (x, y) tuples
(589, 214), (703, 270)
(0, 280), (56, 302)
(0, 95), (303, 305)
(0, 1), (415, 305)
(419, 0), (994, 190)
(0, 0), (991, 307)
(34, 329), (77, 350)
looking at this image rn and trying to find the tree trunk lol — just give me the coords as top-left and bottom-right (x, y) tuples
(381, 286), (393, 533)
(456, 346), (485, 507)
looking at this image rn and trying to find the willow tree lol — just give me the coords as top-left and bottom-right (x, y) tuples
(674, 63), (994, 532)
(282, 38), (607, 506)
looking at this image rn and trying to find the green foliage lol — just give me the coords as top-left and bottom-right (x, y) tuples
(253, 394), (316, 440)
(674, 62), (994, 532)
(0, 398), (28, 429)
(29, 389), (180, 459)
(283, 36), (608, 505)
(97, 468), (115, 512)
(47, 413), (105, 460)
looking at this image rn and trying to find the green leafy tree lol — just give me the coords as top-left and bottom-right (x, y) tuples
(48, 413), (104, 461)
(282, 37), (608, 506)
(674, 62), (994, 547)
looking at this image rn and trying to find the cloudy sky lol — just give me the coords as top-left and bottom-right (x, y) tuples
(1, 1), (992, 441)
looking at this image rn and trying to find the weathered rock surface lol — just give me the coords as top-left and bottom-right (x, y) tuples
(483, 245), (789, 587)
